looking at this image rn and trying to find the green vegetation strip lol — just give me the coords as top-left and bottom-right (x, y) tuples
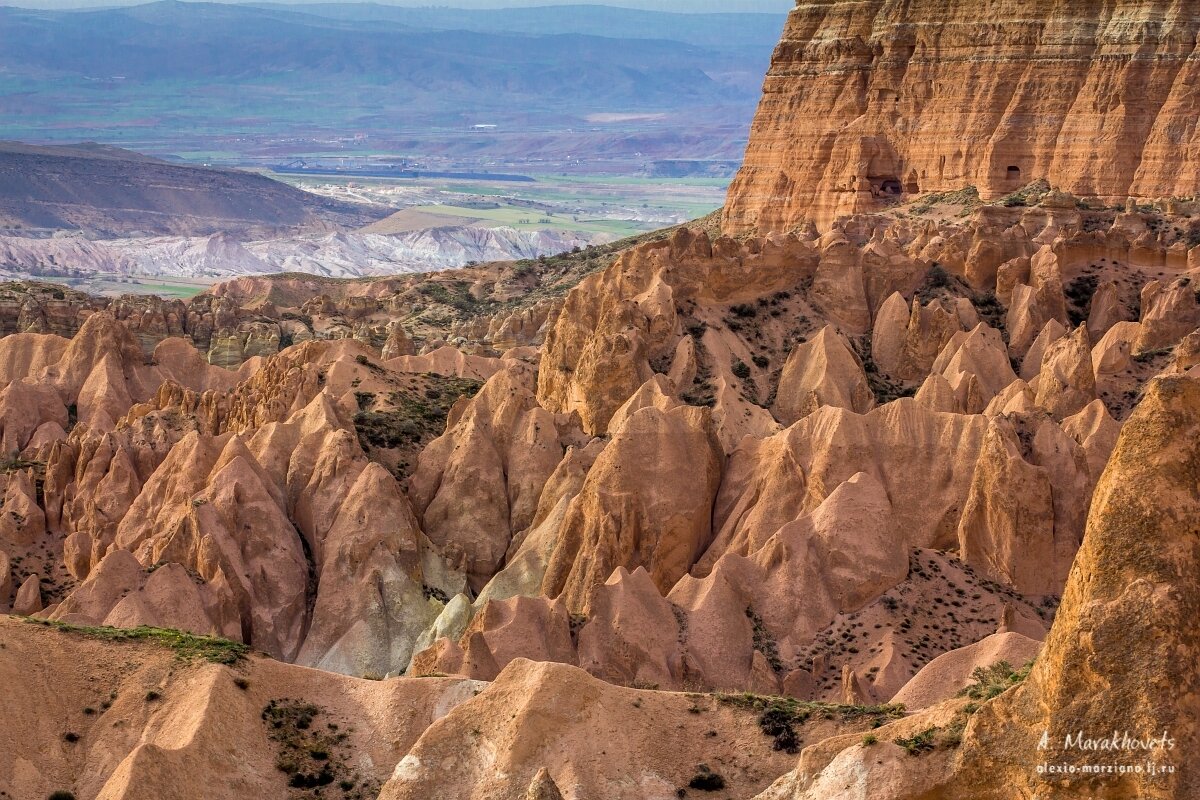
(23, 618), (249, 664)
(715, 692), (905, 753)
(353, 374), (483, 450)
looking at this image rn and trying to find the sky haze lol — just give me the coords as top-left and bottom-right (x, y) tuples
(9, 0), (795, 11)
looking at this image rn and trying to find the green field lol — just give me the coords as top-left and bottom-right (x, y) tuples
(60, 275), (215, 299)
(412, 203), (653, 238)
(275, 171), (729, 241)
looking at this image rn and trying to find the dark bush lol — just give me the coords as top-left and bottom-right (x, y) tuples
(688, 769), (726, 791)
(926, 264), (951, 289)
(288, 768), (334, 789)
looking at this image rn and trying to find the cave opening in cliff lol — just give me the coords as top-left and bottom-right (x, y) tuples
(1007, 165), (1022, 181)
(880, 178), (903, 195)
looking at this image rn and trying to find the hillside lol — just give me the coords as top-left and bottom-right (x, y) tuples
(2, 3), (732, 101)
(0, 142), (390, 236)
(251, 3), (787, 52)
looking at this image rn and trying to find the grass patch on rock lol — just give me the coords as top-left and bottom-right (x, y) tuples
(352, 373), (484, 479)
(908, 186), (980, 216)
(715, 692), (905, 754)
(894, 726), (940, 755)
(23, 618), (248, 665)
(353, 376), (483, 449)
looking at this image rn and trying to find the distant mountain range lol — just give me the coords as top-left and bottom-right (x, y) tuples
(248, 3), (788, 52)
(2, 3), (735, 99)
(0, 2), (782, 102)
(0, 226), (594, 279)
(0, 140), (612, 278)
(0, 2), (782, 166)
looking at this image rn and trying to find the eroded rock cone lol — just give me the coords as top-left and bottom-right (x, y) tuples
(773, 325), (874, 424)
(540, 404), (723, 613)
(382, 321), (415, 360)
(12, 573), (42, 615)
(524, 768), (564, 800)
(757, 377), (1199, 799)
(952, 375), (1200, 799)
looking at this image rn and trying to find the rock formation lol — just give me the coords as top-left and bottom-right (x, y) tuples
(724, 0), (1200, 233)
(760, 376), (1200, 800)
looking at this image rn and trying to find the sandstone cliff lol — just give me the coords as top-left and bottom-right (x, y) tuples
(724, 0), (1200, 233)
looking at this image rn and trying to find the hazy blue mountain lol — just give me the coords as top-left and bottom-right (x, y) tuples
(0, 2), (771, 101)
(248, 3), (786, 51)
(7, 0), (793, 10)
(0, 1), (780, 168)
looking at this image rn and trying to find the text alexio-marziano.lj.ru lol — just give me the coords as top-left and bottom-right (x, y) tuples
(1035, 729), (1178, 779)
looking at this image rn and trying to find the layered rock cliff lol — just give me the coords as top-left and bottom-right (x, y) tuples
(723, 0), (1200, 233)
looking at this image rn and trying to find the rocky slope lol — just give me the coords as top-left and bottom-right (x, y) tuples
(0, 183), (1196, 795)
(0, 227), (675, 369)
(0, 226), (593, 280)
(758, 375), (1198, 800)
(1, 615), (866, 800)
(723, 0), (1200, 233)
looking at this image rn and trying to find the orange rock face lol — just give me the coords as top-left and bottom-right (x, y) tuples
(723, 0), (1200, 233)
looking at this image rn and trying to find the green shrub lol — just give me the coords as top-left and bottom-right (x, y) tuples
(263, 699), (377, 797)
(895, 727), (938, 755)
(715, 692), (904, 754)
(958, 660), (1033, 700)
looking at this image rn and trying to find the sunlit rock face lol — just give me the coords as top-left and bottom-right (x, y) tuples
(723, 0), (1200, 233)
